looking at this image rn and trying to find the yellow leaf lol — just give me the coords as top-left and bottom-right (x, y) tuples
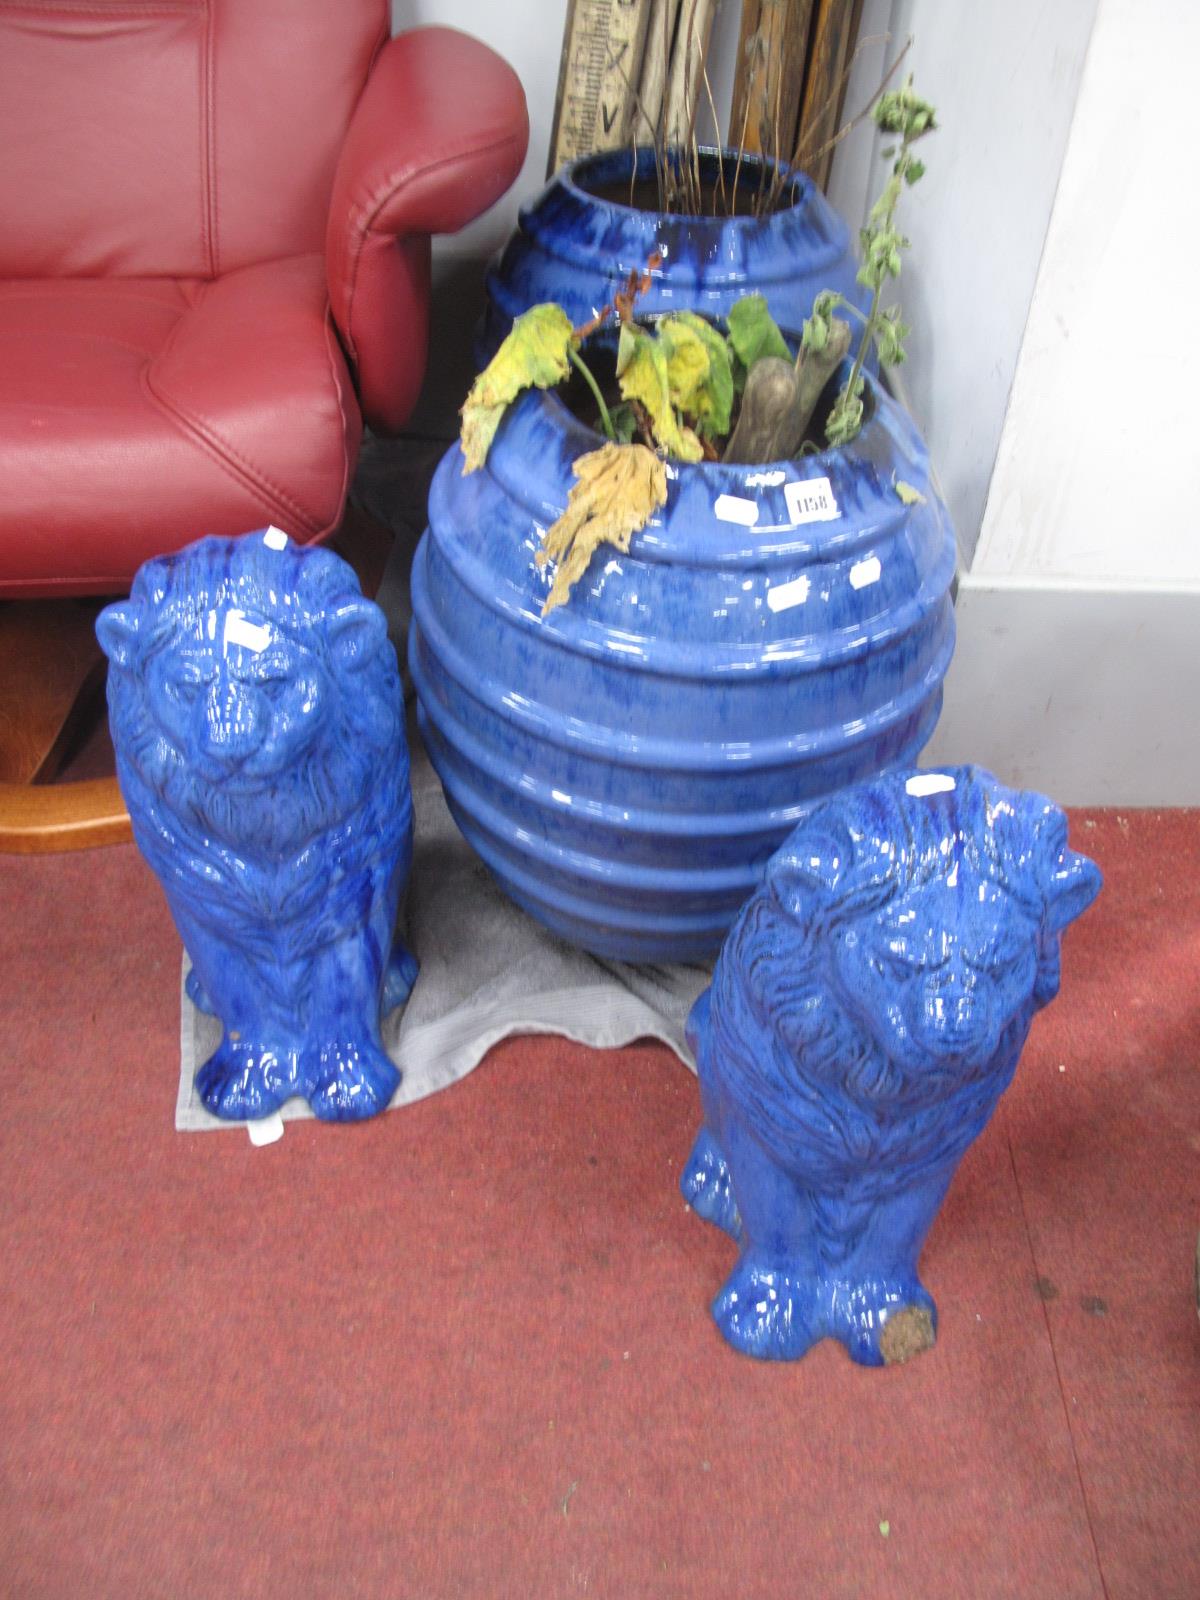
(658, 313), (733, 439)
(893, 477), (927, 505)
(660, 318), (709, 406)
(460, 304), (575, 473)
(616, 324), (703, 463)
(535, 442), (668, 615)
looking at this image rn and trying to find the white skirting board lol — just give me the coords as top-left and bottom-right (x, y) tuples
(922, 574), (1200, 807)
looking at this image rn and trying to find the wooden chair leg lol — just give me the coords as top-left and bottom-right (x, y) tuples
(0, 598), (133, 853)
(0, 598), (109, 785)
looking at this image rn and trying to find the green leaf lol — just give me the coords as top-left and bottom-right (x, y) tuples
(657, 312), (734, 438)
(803, 290), (850, 357)
(616, 323), (703, 462)
(608, 402), (639, 444)
(868, 173), (902, 224)
(904, 158), (926, 185)
(875, 81), (938, 140)
(874, 306), (911, 366)
(893, 478), (926, 506)
(726, 294), (791, 372)
(824, 380), (865, 448)
(460, 304), (574, 473)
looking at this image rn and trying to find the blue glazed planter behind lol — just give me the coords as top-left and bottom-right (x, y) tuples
(409, 371), (957, 963)
(481, 146), (868, 359)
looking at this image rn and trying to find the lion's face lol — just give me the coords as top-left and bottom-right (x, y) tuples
(98, 532), (401, 855)
(148, 604), (327, 790)
(830, 873), (1040, 1076)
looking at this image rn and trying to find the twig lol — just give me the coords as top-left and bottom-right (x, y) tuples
(611, 44), (663, 207)
(699, 51), (727, 216)
(730, 91), (752, 217)
(759, 34), (903, 215)
(791, 35), (910, 176)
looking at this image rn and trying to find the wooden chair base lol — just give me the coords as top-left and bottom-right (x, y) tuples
(0, 503), (396, 856)
(0, 595), (132, 853)
(0, 778), (131, 853)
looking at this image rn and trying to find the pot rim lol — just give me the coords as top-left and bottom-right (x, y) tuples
(558, 144), (815, 226)
(479, 359), (935, 571)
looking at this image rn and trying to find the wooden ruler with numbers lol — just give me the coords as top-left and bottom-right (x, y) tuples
(547, 0), (655, 175)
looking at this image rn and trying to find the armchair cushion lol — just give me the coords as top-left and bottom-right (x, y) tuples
(0, 257), (358, 596)
(326, 26), (528, 433)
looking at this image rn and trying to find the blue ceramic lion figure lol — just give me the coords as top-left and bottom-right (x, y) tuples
(682, 766), (1101, 1365)
(97, 529), (417, 1122)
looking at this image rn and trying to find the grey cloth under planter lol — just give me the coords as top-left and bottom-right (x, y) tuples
(175, 741), (710, 1132)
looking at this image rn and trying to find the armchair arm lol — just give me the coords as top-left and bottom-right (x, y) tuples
(326, 26), (528, 434)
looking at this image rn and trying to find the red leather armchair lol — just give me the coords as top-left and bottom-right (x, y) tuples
(0, 2), (528, 598)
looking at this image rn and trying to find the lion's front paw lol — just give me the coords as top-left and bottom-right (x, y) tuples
(835, 1276), (938, 1367)
(194, 1039), (298, 1121)
(711, 1257), (818, 1361)
(381, 942), (419, 1015)
(681, 1126), (742, 1241)
(307, 1040), (400, 1122)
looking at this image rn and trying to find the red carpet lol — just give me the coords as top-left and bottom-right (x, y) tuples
(1, 810), (1198, 1599)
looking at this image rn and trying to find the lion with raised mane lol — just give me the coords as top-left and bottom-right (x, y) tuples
(682, 766), (1100, 1365)
(98, 529), (416, 1122)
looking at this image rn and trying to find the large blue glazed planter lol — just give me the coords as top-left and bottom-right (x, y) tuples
(480, 146), (869, 359)
(409, 367), (958, 963)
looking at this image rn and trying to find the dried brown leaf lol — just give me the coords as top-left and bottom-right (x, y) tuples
(536, 442), (668, 615)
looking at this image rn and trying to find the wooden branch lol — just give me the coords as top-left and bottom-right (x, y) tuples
(795, 0), (864, 190)
(638, 0), (682, 143)
(727, 0), (762, 154)
(664, 0), (716, 150)
(728, 0), (813, 164)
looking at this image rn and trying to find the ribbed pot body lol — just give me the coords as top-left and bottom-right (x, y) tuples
(409, 376), (957, 962)
(480, 147), (868, 358)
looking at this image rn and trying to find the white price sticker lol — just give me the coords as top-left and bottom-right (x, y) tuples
(784, 476), (840, 527)
(713, 494), (760, 528)
(246, 1110), (285, 1146)
(905, 773), (957, 797)
(223, 609), (271, 654)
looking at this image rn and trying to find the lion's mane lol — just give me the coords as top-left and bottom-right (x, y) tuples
(103, 536), (409, 978)
(695, 769), (1084, 1233)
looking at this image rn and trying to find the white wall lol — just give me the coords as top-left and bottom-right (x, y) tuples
(968, 0), (1200, 587)
(826, 0), (1099, 563)
(926, 0), (1200, 802)
(391, 0), (569, 259)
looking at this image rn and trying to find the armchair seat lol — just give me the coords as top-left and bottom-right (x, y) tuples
(0, 257), (358, 596)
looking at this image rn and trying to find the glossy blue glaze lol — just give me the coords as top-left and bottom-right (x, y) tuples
(97, 530), (417, 1122)
(480, 146), (869, 358)
(409, 363), (957, 962)
(682, 766), (1101, 1364)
